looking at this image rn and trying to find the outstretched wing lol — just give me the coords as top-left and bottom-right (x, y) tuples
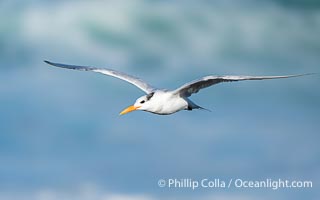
(45, 60), (156, 93)
(174, 74), (311, 97)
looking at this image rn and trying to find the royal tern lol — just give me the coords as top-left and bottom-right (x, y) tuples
(45, 60), (310, 115)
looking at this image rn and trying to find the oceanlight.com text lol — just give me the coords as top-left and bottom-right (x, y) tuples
(157, 178), (312, 190)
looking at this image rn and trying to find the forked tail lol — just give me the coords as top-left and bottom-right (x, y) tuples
(187, 99), (211, 112)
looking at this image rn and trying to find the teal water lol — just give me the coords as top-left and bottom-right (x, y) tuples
(0, 0), (319, 199)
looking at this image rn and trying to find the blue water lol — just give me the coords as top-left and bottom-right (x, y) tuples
(0, 0), (319, 199)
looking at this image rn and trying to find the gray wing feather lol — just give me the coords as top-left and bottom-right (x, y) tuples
(45, 60), (156, 93)
(174, 74), (311, 97)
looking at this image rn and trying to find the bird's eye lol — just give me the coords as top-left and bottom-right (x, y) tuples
(140, 100), (145, 104)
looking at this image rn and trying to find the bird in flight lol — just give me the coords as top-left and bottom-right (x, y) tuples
(45, 60), (310, 115)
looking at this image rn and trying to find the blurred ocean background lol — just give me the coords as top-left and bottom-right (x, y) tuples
(0, 0), (319, 199)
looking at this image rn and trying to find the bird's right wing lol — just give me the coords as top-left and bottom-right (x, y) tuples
(45, 60), (156, 94)
(174, 74), (312, 97)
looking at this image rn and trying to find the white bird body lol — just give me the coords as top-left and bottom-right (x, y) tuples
(141, 91), (188, 114)
(45, 60), (312, 115)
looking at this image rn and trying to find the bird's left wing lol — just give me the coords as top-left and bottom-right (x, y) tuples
(45, 60), (156, 93)
(174, 74), (311, 97)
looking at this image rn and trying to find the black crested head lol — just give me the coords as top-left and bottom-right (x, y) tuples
(146, 92), (155, 101)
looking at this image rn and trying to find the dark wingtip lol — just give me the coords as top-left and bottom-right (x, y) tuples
(44, 60), (59, 68)
(306, 73), (318, 76)
(44, 60), (52, 65)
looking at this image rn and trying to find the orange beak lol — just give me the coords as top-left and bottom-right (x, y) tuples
(119, 105), (140, 115)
